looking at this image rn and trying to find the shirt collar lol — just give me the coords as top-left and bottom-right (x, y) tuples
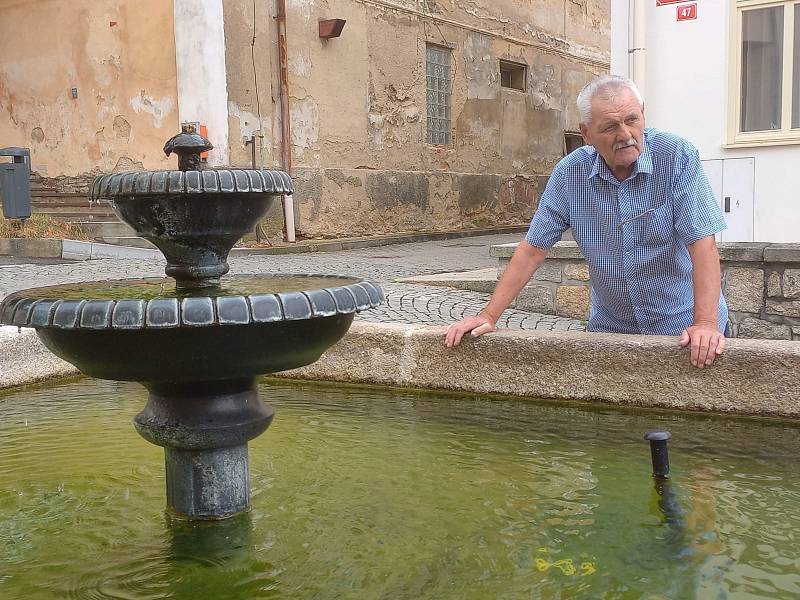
(588, 128), (653, 182)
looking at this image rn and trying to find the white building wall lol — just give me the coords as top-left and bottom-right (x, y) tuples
(173, 0), (230, 166)
(611, 0), (800, 242)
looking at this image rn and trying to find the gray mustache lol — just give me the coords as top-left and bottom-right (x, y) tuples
(613, 139), (637, 151)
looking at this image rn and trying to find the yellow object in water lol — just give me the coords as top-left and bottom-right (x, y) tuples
(535, 556), (597, 577)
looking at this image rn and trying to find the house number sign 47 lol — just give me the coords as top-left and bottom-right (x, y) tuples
(677, 3), (697, 21)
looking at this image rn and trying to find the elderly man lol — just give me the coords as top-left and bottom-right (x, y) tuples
(445, 74), (728, 368)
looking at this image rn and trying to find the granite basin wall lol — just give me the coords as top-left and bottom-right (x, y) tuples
(491, 241), (800, 340)
(3, 323), (799, 418)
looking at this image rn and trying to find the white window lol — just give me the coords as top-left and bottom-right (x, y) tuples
(729, 0), (800, 146)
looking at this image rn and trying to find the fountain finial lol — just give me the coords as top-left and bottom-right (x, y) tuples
(163, 123), (214, 171)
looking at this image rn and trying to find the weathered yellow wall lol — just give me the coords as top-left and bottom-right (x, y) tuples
(224, 0), (609, 238)
(0, 0), (179, 178)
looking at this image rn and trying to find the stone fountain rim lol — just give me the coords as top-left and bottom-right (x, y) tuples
(89, 168), (294, 200)
(0, 277), (384, 331)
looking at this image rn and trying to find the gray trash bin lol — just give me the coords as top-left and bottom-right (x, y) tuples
(0, 147), (32, 220)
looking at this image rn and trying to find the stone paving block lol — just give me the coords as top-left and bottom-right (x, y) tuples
(765, 299), (800, 318)
(516, 285), (554, 313)
(767, 271), (782, 298)
(61, 239), (92, 261)
(533, 263), (562, 283)
(724, 267), (764, 313)
(556, 285), (590, 320)
(738, 317), (792, 340)
(564, 263), (590, 281)
(783, 269), (800, 299)
(763, 244), (800, 263)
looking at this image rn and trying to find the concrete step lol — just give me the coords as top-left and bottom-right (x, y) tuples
(397, 267), (498, 293)
(100, 236), (157, 249)
(33, 208), (119, 221)
(75, 221), (136, 239)
(31, 192), (89, 201)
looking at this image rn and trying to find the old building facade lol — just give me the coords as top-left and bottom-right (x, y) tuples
(0, 0), (610, 238)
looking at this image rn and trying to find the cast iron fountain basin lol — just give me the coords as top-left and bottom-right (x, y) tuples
(34, 318), (351, 382)
(1, 125), (385, 520)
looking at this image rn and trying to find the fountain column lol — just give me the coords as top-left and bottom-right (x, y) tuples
(134, 378), (274, 519)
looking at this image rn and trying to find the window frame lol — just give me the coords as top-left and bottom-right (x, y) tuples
(727, 0), (800, 147)
(499, 59), (527, 92)
(564, 131), (584, 156)
(425, 43), (453, 146)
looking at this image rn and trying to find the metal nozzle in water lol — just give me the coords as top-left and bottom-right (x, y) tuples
(644, 430), (671, 479)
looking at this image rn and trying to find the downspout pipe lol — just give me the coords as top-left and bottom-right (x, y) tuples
(276, 0), (295, 242)
(630, 0), (646, 99)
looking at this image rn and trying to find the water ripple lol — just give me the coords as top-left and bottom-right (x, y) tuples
(0, 379), (798, 599)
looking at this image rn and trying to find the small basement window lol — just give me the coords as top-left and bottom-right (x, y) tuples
(564, 131), (584, 155)
(500, 60), (526, 91)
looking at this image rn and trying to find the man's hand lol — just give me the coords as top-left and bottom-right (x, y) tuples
(444, 315), (497, 348)
(679, 321), (725, 368)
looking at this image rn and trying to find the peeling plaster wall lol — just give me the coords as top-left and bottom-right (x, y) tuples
(0, 0), (180, 178)
(223, 0), (609, 237)
(223, 0), (275, 169)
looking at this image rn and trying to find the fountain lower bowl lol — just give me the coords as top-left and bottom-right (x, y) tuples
(1, 274), (384, 382)
(36, 316), (353, 382)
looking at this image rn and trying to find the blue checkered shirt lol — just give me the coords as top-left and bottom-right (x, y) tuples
(526, 128), (728, 335)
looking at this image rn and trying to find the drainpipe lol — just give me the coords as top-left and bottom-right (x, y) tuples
(630, 0), (646, 99)
(276, 0), (295, 242)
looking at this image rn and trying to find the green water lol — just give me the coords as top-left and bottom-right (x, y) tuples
(1, 379), (799, 599)
(10, 275), (359, 301)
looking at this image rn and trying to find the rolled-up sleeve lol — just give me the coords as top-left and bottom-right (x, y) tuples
(672, 144), (727, 244)
(525, 167), (570, 250)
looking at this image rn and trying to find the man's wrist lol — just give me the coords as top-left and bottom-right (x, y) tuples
(692, 318), (719, 329)
(479, 310), (499, 324)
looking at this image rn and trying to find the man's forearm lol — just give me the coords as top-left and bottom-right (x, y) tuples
(688, 235), (722, 328)
(482, 240), (548, 322)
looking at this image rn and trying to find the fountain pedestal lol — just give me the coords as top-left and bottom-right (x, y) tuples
(135, 379), (273, 519)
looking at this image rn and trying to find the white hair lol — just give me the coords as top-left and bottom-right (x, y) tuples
(577, 75), (644, 125)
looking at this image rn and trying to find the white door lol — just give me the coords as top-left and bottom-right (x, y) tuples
(701, 158), (754, 242)
(721, 158), (755, 242)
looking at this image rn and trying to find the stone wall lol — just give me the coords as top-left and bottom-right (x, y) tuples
(223, 0), (610, 238)
(291, 168), (547, 236)
(492, 241), (800, 340)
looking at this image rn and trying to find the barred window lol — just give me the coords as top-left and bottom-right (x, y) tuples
(426, 45), (451, 145)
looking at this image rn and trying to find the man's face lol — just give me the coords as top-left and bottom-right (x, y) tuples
(579, 89), (645, 180)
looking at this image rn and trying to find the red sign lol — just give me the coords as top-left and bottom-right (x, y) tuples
(656, 0), (687, 5)
(677, 3), (697, 20)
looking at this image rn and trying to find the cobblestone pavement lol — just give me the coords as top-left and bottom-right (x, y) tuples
(0, 234), (584, 332)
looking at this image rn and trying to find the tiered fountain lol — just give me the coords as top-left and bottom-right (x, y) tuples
(0, 125), (383, 520)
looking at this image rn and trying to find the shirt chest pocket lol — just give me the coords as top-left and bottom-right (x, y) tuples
(640, 202), (674, 246)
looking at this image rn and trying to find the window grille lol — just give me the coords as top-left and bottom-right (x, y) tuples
(426, 45), (451, 145)
(500, 60), (527, 91)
